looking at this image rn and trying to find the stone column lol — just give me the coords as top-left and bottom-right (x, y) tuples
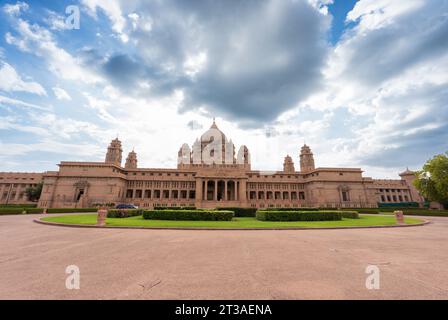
(196, 178), (202, 202)
(241, 180), (247, 201)
(224, 180), (228, 201)
(214, 180), (218, 201)
(236, 181), (239, 201)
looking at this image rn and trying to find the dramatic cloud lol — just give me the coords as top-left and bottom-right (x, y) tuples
(92, 0), (331, 125)
(299, 0), (448, 170)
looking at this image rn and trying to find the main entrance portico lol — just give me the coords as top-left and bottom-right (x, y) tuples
(194, 166), (248, 208)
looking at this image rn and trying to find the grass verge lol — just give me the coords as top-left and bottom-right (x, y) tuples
(41, 214), (424, 229)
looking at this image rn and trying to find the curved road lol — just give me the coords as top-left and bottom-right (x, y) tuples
(0, 214), (447, 299)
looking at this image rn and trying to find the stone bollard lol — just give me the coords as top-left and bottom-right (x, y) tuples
(394, 210), (404, 224)
(97, 207), (108, 226)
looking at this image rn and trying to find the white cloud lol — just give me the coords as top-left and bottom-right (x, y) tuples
(0, 61), (47, 96)
(81, 0), (128, 42)
(6, 18), (102, 84)
(45, 10), (71, 31)
(3, 1), (28, 16)
(52, 87), (71, 100)
(0, 95), (51, 111)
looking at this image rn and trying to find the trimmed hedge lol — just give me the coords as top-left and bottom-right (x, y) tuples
(0, 208), (26, 215)
(394, 210), (448, 217)
(0, 207), (44, 215)
(256, 210), (343, 221)
(46, 208), (98, 213)
(352, 208), (380, 214)
(143, 210), (234, 221)
(352, 208), (448, 216)
(378, 202), (419, 208)
(24, 208), (45, 214)
(261, 207), (320, 211)
(340, 211), (359, 219)
(153, 206), (196, 210)
(107, 209), (143, 218)
(0, 204), (37, 208)
(216, 207), (257, 217)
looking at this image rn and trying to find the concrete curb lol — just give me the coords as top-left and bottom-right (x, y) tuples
(33, 217), (430, 231)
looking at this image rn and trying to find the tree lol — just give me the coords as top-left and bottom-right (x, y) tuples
(25, 182), (43, 202)
(414, 152), (448, 209)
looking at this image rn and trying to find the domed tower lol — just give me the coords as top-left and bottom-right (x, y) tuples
(283, 155), (295, 173)
(200, 119), (231, 164)
(125, 149), (138, 169)
(237, 145), (251, 165)
(105, 138), (123, 166)
(300, 144), (315, 173)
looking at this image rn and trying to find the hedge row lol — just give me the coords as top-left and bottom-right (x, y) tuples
(107, 209), (143, 218)
(261, 207), (319, 211)
(340, 211), (359, 219)
(46, 208), (98, 213)
(394, 210), (448, 217)
(256, 210), (344, 221)
(0, 204), (37, 208)
(216, 207), (257, 217)
(378, 202), (419, 208)
(352, 208), (448, 216)
(0, 208), (45, 215)
(143, 210), (234, 221)
(153, 206), (196, 210)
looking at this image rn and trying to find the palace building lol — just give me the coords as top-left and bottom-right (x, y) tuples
(0, 120), (432, 209)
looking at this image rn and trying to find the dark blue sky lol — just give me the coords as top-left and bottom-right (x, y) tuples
(327, 0), (359, 44)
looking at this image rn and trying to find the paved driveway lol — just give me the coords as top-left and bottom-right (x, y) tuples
(0, 214), (447, 299)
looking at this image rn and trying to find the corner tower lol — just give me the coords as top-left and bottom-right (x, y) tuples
(283, 155), (295, 173)
(105, 138), (123, 166)
(125, 149), (138, 169)
(300, 144), (315, 173)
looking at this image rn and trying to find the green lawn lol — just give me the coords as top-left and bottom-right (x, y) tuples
(41, 214), (424, 229)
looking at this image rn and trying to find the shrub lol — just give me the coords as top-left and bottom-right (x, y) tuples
(0, 204), (37, 208)
(396, 209), (448, 217)
(107, 209), (143, 218)
(0, 207), (44, 215)
(256, 210), (342, 221)
(261, 207), (319, 211)
(378, 202), (419, 208)
(352, 208), (380, 214)
(153, 206), (196, 210)
(0, 208), (25, 215)
(143, 210), (234, 221)
(340, 211), (359, 219)
(216, 207), (257, 217)
(25, 208), (44, 214)
(46, 208), (98, 213)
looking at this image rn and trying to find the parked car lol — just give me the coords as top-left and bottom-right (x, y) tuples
(115, 204), (139, 209)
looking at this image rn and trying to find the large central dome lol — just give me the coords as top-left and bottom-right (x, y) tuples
(177, 119), (250, 167)
(200, 119), (227, 153)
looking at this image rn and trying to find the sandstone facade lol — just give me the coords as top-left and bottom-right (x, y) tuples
(0, 121), (429, 209)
